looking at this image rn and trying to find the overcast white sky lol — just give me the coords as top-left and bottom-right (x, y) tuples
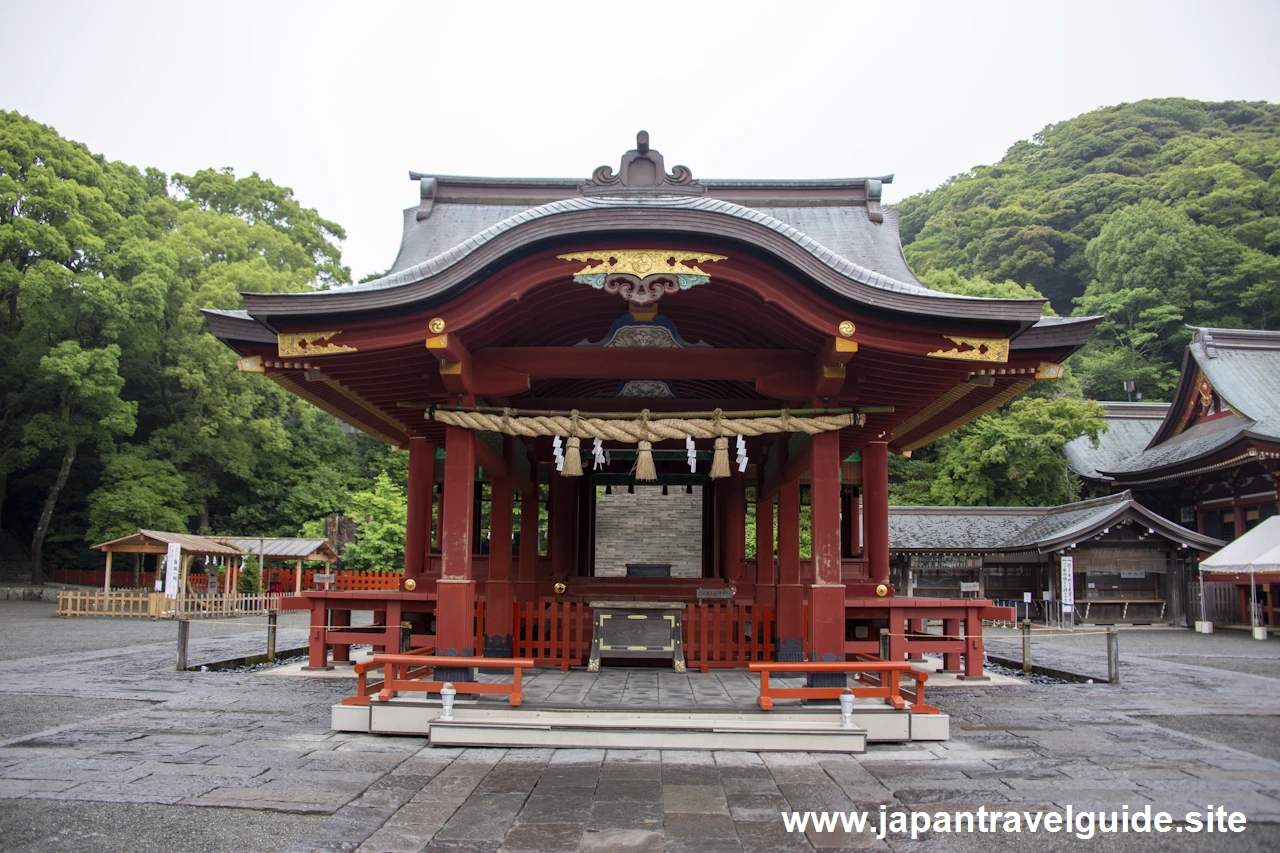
(5, 1), (1279, 279)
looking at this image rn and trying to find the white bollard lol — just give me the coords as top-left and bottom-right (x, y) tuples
(839, 688), (855, 729)
(440, 682), (457, 721)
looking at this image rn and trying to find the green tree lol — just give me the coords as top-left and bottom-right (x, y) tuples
(86, 450), (195, 543)
(237, 552), (262, 594)
(927, 397), (1106, 507)
(338, 472), (407, 573)
(22, 342), (136, 579)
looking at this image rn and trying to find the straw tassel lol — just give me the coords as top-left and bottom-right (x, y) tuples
(635, 409), (656, 481)
(636, 441), (657, 481)
(709, 409), (730, 479)
(563, 436), (583, 476)
(710, 437), (730, 479)
(562, 409), (583, 476)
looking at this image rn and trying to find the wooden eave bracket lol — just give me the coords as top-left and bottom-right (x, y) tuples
(427, 333), (473, 395)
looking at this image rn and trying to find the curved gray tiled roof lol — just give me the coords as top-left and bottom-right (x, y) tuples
(889, 492), (1222, 553)
(1096, 328), (1280, 476)
(343, 195), (953, 299)
(1064, 403), (1169, 481)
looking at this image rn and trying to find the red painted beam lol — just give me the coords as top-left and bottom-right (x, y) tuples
(476, 348), (811, 380)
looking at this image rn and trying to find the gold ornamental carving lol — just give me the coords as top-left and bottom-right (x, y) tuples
(838, 320), (856, 338)
(926, 336), (1009, 363)
(875, 584), (889, 597)
(428, 317), (447, 335)
(554, 582), (567, 595)
(403, 578), (417, 591)
(558, 250), (726, 279)
(278, 331), (358, 358)
(558, 250), (727, 306)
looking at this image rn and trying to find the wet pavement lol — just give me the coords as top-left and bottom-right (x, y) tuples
(1, 601), (1279, 851)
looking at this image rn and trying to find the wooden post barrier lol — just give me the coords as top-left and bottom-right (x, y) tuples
(267, 610), (278, 663)
(1107, 626), (1120, 685)
(342, 654), (536, 708)
(1022, 619), (1032, 675)
(176, 619), (190, 671)
(749, 660), (939, 714)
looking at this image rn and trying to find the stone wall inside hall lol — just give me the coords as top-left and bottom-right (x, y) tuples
(594, 485), (703, 578)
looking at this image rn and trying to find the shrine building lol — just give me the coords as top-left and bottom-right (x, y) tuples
(205, 134), (1098, 682)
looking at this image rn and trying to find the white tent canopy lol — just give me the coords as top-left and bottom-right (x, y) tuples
(1200, 516), (1280, 573)
(1198, 515), (1280, 631)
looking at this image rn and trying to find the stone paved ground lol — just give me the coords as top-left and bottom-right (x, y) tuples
(2, 602), (1279, 852)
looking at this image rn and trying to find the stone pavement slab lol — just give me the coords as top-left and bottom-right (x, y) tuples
(3, 605), (1280, 851)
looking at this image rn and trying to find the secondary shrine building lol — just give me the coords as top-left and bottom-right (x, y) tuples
(206, 134), (1097, 678)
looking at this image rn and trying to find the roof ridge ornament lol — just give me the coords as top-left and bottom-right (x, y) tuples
(583, 131), (704, 197)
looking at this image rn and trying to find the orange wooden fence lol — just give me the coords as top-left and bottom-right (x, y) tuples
(683, 603), (775, 671)
(513, 598), (593, 670)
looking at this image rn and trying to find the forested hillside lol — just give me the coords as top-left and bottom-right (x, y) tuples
(898, 98), (1280, 401)
(0, 112), (404, 575)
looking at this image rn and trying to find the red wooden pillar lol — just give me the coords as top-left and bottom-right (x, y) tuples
(517, 482), (539, 602)
(436, 426), (477, 679)
(576, 473), (594, 577)
(864, 441), (891, 589)
(961, 606), (990, 680)
(303, 598), (333, 671)
(723, 471), (746, 584)
(809, 431), (845, 683)
(941, 616), (962, 673)
(755, 494), (776, 609)
(841, 488), (859, 559)
(777, 475), (804, 661)
(549, 471), (577, 580)
(404, 437), (434, 587)
(484, 463), (514, 658)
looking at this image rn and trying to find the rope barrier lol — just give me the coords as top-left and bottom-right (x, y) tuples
(432, 407), (862, 442)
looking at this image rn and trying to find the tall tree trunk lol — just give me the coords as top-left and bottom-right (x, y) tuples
(133, 552), (141, 586)
(197, 498), (210, 535)
(31, 443), (76, 583)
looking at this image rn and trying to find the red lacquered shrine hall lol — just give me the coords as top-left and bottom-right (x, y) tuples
(205, 134), (1097, 682)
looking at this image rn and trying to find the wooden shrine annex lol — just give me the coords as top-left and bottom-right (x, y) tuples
(205, 134), (1098, 681)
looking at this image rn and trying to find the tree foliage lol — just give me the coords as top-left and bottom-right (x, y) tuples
(0, 110), (411, 573)
(900, 98), (1280, 403)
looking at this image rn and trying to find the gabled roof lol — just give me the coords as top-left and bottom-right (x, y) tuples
(1065, 402), (1170, 482)
(212, 537), (338, 561)
(93, 529), (242, 556)
(889, 492), (1222, 553)
(92, 530), (337, 561)
(1098, 327), (1280, 479)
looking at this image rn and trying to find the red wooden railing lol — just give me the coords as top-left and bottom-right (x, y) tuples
(683, 603), (775, 671)
(513, 598), (593, 670)
(342, 652), (535, 707)
(751, 660), (939, 714)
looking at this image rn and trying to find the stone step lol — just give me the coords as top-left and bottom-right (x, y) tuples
(333, 703), (949, 750)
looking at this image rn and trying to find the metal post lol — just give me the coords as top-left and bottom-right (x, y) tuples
(400, 621), (412, 653)
(176, 619), (190, 671)
(1107, 626), (1120, 685)
(878, 628), (890, 661)
(267, 610), (278, 663)
(1021, 619), (1032, 675)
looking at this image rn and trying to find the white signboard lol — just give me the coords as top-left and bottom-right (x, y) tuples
(696, 588), (735, 599)
(959, 581), (980, 593)
(1023, 592), (1033, 604)
(1120, 571), (1146, 579)
(163, 542), (182, 598)
(313, 573), (336, 585)
(1060, 556), (1075, 607)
